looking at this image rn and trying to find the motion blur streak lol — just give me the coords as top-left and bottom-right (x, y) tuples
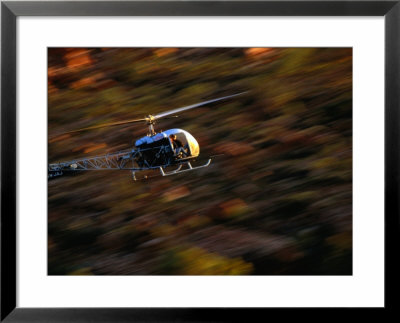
(48, 48), (352, 275)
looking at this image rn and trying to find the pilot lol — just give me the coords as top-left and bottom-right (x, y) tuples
(169, 134), (188, 157)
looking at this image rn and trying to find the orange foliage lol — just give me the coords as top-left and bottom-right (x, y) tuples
(48, 134), (71, 143)
(154, 48), (179, 57)
(162, 186), (190, 202)
(245, 47), (274, 57)
(83, 143), (107, 154)
(219, 198), (249, 218)
(277, 130), (314, 145)
(70, 77), (96, 89)
(65, 49), (93, 69)
(48, 66), (61, 78)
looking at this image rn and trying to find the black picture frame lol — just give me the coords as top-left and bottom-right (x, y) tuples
(1, 1), (398, 321)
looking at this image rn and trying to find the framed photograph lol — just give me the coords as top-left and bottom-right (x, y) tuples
(1, 0), (398, 321)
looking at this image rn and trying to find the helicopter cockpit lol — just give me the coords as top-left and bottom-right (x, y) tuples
(164, 129), (200, 158)
(134, 129), (200, 167)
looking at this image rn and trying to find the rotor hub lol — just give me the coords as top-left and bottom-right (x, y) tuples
(146, 115), (156, 125)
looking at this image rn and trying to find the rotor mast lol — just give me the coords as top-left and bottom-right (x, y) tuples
(146, 115), (156, 136)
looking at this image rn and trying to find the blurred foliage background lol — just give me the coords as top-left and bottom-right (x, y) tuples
(48, 48), (352, 275)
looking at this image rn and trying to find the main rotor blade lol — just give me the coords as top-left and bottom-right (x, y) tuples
(154, 92), (247, 120)
(50, 92), (247, 138)
(56, 117), (147, 136)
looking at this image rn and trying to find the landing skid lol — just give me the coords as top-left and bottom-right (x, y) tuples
(130, 159), (212, 181)
(159, 159), (212, 177)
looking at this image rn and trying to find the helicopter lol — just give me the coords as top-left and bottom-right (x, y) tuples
(48, 92), (247, 181)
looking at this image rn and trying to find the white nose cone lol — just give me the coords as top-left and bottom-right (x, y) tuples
(185, 131), (200, 157)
